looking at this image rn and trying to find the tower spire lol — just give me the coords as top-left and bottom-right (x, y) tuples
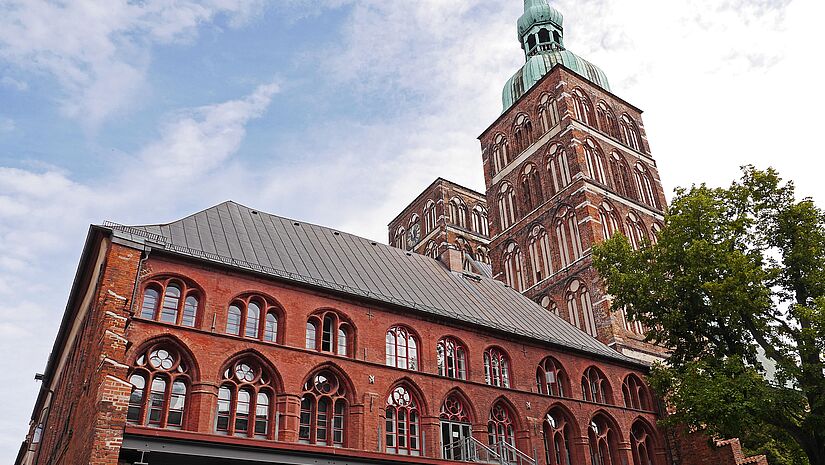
(518, 0), (564, 58)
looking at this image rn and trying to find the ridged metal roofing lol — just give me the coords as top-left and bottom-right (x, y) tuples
(106, 201), (637, 364)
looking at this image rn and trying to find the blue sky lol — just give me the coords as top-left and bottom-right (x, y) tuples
(0, 0), (822, 460)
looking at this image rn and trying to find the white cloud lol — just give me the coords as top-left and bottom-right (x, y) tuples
(0, 75), (27, 91)
(0, 0), (265, 129)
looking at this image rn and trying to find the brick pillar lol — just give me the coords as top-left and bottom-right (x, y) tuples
(574, 435), (592, 465)
(422, 415), (440, 459)
(277, 393), (301, 442)
(188, 382), (218, 432)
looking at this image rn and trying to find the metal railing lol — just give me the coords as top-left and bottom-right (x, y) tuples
(443, 437), (536, 465)
(495, 440), (537, 465)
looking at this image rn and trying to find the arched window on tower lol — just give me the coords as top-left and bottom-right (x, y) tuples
(299, 370), (348, 447)
(498, 183), (517, 230)
(385, 325), (419, 371)
(476, 246), (490, 265)
(306, 310), (352, 357)
(631, 420), (659, 465)
(424, 241), (439, 259)
(386, 385), (421, 456)
(610, 151), (635, 199)
(650, 223), (663, 245)
(622, 306), (645, 336)
(625, 211), (648, 250)
(572, 89), (594, 126)
(225, 295), (281, 343)
(581, 367), (613, 404)
(492, 134), (509, 173)
(622, 374), (652, 411)
(543, 407), (574, 465)
(437, 336), (467, 380)
(620, 114), (643, 152)
(394, 227), (407, 250)
(634, 163), (659, 209)
(597, 101), (619, 138)
(589, 414), (621, 465)
(502, 242), (525, 291)
(513, 113), (533, 154)
(471, 205), (489, 236)
(546, 144), (572, 197)
(538, 93), (560, 133)
(487, 402), (517, 461)
(449, 198), (467, 228)
(127, 344), (191, 429)
(424, 200), (437, 232)
(139, 277), (201, 328)
(583, 139), (607, 185)
(599, 202), (620, 240)
(566, 279), (597, 337)
(483, 347), (511, 388)
(215, 358), (276, 439)
(554, 206), (583, 268)
(528, 225), (553, 283)
(536, 356), (569, 397)
(520, 163), (543, 211)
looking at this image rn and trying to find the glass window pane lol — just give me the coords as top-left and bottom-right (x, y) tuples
(160, 284), (181, 323)
(306, 321), (317, 349)
(140, 289), (159, 319)
(264, 313), (277, 342)
(245, 302), (260, 338)
(227, 306), (241, 336)
(182, 295), (198, 327)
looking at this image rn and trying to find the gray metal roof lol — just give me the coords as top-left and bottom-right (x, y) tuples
(105, 201), (638, 365)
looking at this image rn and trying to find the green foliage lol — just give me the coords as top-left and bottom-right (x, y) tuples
(594, 167), (825, 465)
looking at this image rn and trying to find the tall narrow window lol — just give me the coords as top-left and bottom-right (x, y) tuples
(386, 386), (421, 456)
(498, 183), (517, 230)
(631, 420), (658, 465)
(634, 163), (659, 209)
(589, 415), (620, 465)
(299, 371), (347, 447)
(583, 139), (607, 185)
(245, 301), (260, 338)
(546, 144), (571, 197)
(127, 344), (190, 429)
(581, 367), (612, 404)
(610, 152), (635, 199)
(599, 203), (620, 240)
(476, 246), (490, 265)
(597, 101), (618, 138)
(472, 206), (489, 236)
(536, 357), (568, 397)
(620, 114), (642, 151)
(492, 134), (509, 173)
(226, 296), (281, 343)
(625, 211), (648, 250)
(215, 359), (276, 439)
(513, 113), (533, 154)
(307, 310), (352, 357)
(503, 242), (525, 291)
(543, 408), (573, 465)
(528, 225), (553, 283)
(554, 207), (583, 268)
(437, 337), (467, 380)
(566, 280), (596, 337)
(337, 327), (348, 356)
(425, 241), (439, 259)
(538, 93), (559, 133)
(483, 347), (511, 388)
(520, 163), (542, 211)
(449, 198), (467, 228)
(488, 403), (516, 462)
(306, 321), (317, 349)
(139, 278), (200, 327)
(264, 313), (278, 342)
(622, 374), (651, 411)
(572, 89), (594, 126)
(227, 305), (242, 336)
(394, 227), (407, 250)
(386, 326), (419, 370)
(424, 200), (437, 232)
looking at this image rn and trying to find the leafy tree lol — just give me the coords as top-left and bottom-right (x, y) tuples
(593, 167), (824, 465)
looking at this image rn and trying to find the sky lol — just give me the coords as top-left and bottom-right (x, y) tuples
(0, 0), (822, 460)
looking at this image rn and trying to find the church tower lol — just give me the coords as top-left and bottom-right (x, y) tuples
(480, 0), (669, 362)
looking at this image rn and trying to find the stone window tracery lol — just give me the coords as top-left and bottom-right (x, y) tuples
(299, 370), (347, 447)
(385, 386), (421, 455)
(127, 344), (190, 429)
(536, 356), (568, 397)
(385, 325), (419, 371)
(215, 358), (276, 439)
(484, 347), (511, 388)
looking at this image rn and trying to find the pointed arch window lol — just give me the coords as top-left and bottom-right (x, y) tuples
(437, 336), (467, 380)
(597, 101), (618, 138)
(536, 356), (568, 397)
(625, 212), (648, 250)
(425, 241), (439, 259)
(139, 277), (200, 328)
(622, 374), (652, 411)
(476, 246), (490, 265)
(488, 403), (516, 461)
(583, 139), (607, 185)
(386, 325), (419, 371)
(513, 113), (533, 154)
(440, 394), (472, 460)
(299, 370), (347, 447)
(498, 183), (517, 230)
(543, 408), (574, 465)
(386, 386), (421, 456)
(620, 114), (642, 152)
(307, 310), (352, 357)
(541, 296), (560, 316)
(215, 359), (276, 439)
(589, 415), (621, 465)
(572, 89), (594, 126)
(610, 152), (635, 199)
(528, 225), (553, 283)
(622, 306), (645, 336)
(520, 163), (543, 211)
(634, 163), (659, 209)
(581, 367), (613, 404)
(631, 420), (658, 465)
(449, 198), (467, 228)
(394, 226), (407, 250)
(538, 93), (560, 133)
(546, 144), (571, 197)
(225, 295), (281, 343)
(503, 242), (526, 291)
(484, 347), (511, 388)
(599, 203), (620, 240)
(566, 280), (596, 337)
(492, 134), (509, 173)
(650, 223), (662, 245)
(554, 207), (583, 268)
(424, 200), (437, 233)
(472, 205), (489, 236)
(127, 344), (190, 429)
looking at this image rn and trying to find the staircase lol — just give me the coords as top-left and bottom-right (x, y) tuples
(443, 437), (537, 465)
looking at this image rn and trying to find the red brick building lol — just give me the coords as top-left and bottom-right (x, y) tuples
(16, 2), (767, 465)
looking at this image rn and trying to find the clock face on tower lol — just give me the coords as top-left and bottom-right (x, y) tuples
(407, 223), (421, 249)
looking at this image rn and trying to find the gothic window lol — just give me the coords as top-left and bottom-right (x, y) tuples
(476, 246), (491, 265)
(386, 325), (419, 371)
(538, 93), (560, 133)
(610, 152), (635, 199)
(634, 163), (659, 209)
(581, 367), (613, 404)
(622, 374), (652, 411)
(386, 386), (421, 455)
(225, 295), (281, 343)
(520, 163), (543, 211)
(471, 205), (489, 236)
(492, 134), (509, 173)
(139, 277), (200, 328)
(597, 101), (618, 138)
(503, 242), (526, 291)
(572, 88), (594, 126)
(583, 139), (607, 185)
(599, 203), (620, 240)
(449, 198), (467, 228)
(528, 225), (553, 283)
(437, 336), (467, 380)
(394, 226), (407, 250)
(306, 310), (352, 357)
(487, 402), (516, 461)
(546, 144), (572, 197)
(622, 306), (645, 336)
(440, 394), (472, 460)
(215, 359), (276, 439)
(484, 347), (511, 388)
(625, 211), (648, 250)
(620, 114), (642, 152)
(543, 408), (574, 465)
(631, 420), (658, 465)
(424, 200), (437, 232)
(589, 414), (621, 465)
(299, 370), (348, 447)
(425, 241), (439, 259)
(537, 356), (568, 397)
(566, 279), (597, 337)
(127, 344), (190, 429)
(554, 206), (583, 268)
(498, 183), (517, 230)
(513, 113), (533, 154)
(541, 296), (560, 316)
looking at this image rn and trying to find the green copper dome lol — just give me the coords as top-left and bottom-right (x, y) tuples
(503, 0), (611, 112)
